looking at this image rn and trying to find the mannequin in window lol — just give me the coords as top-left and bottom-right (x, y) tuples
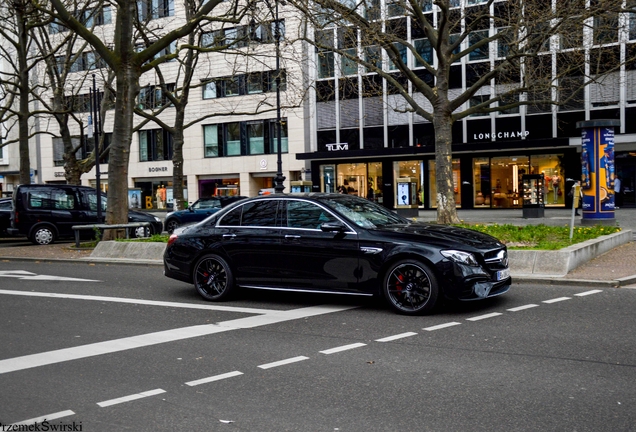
(552, 175), (560, 203)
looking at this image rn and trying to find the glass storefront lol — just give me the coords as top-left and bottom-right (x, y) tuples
(133, 179), (187, 210)
(428, 159), (461, 208)
(198, 178), (240, 198)
(315, 152), (567, 210)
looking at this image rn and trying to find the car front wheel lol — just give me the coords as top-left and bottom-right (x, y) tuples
(383, 259), (439, 315)
(165, 219), (179, 234)
(193, 254), (234, 301)
(30, 225), (56, 245)
(131, 225), (153, 238)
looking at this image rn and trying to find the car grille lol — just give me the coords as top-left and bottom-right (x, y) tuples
(483, 248), (508, 270)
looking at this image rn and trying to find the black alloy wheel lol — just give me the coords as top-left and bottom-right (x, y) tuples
(383, 259), (439, 315)
(193, 254), (235, 301)
(165, 219), (179, 234)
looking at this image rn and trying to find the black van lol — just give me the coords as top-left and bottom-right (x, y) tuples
(8, 184), (164, 245)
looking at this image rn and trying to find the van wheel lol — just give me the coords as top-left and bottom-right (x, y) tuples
(31, 225), (56, 245)
(131, 225), (153, 238)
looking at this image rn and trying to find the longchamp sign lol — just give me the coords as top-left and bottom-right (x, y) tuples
(473, 131), (530, 141)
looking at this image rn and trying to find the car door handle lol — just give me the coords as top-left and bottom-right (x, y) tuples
(285, 235), (301, 239)
(223, 233), (236, 239)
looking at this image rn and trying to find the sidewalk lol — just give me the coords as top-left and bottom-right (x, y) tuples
(0, 208), (635, 288)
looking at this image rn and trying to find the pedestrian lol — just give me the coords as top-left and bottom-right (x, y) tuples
(614, 175), (622, 209)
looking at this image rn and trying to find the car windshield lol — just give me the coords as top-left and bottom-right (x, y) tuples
(322, 195), (408, 229)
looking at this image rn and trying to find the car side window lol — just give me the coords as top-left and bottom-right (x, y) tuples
(52, 189), (76, 210)
(240, 200), (279, 227)
(195, 199), (220, 210)
(218, 206), (242, 226)
(27, 190), (51, 209)
(286, 201), (337, 229)
(84, 191), (107, 212)
(0, 201), (11, 210)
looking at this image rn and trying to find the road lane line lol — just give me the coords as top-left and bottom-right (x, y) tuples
(185, 371), (244, 387)
(466, 313), (503, 321)
(508, 304), (539, 312)
(423, 322), (461, 331)
(97, 388), (166, 407)
(575, 290), (603, 296)
(375, 332), (418, 342)
(258, 356), (309, 369)
(9, 410), (75, 426)
(319, 343), (367, 354)
(543, 297), (571, 303)
(0, 289), (275, 314)
(0, 305), (355, 375)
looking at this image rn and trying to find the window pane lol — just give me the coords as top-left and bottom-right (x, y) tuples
(317, 51), (335, 78)
(247, 122), (264, 155)
(219, 206), (242, 226)
(414, 38), (432, 67)
(139, 131), (148, 161)
(388, 43), (407, 70)
(341, 48), (358, 76)
(226, 123), (241, 156)
(247, 74), (263, 93)
(241, 201), (278, 227)
(225, 77), (239, 96)
(469, 30), (489, 61)
(364, 46), (382, 72)
(272, 121), (288, 153)
(286, 201), (337, 229)
(204, 125), (218, 157)
(203, 81), (217, 99)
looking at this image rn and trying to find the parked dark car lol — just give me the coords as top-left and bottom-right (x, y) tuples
(8, 184), (163, 245)
(164, 196), (246, 234)
(0, 198), (12, 236)
(163, 193), (511, 315)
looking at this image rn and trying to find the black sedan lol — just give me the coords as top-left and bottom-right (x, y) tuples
(163, 194), (511, 315)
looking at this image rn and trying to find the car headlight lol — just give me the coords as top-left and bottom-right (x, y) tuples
(441, 250), (479, 267)
(154, 216), (161, 222)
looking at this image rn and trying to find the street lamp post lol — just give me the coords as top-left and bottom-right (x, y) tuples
(273, 0), (286, 193)
(89, 74), (103, 222)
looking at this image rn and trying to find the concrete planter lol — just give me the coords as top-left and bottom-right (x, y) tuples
(91, 240), (166, 262)
(509, 229), (632, 276)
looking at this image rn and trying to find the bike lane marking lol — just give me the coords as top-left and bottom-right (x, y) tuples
(0, 304), (356, 375)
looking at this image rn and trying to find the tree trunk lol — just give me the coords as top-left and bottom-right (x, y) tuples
(16, 1), (30, 185)
(102, 65), (138, 240)
(433, 112), (460, 224)
(172, 131), (185, 211)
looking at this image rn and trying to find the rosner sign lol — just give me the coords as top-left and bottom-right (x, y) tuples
(472, 131), (530, 141)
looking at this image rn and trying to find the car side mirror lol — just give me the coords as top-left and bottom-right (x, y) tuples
(320, 221), (346, 233)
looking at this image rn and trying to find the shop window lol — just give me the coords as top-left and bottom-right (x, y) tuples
(473, 157), (490, 207)
(338, 163), (369, 198)
(489, 156), (529, 208)
(530, 154), (564, 206)
(428, 159), (460, 208)
(139, 128), (173, 162)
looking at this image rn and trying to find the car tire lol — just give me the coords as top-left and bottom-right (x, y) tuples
(382, 259), (439, 315)
(193, 254), (235, 301)
(165, 219), (179, 234)
(131, 225), (153, 238)
(30, 225), (56, 245)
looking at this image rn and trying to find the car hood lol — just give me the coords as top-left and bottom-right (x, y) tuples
(128, 210), (157, 221)
(373, 223), (505, 250)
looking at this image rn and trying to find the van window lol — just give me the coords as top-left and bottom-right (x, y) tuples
(84, 191), (107, 211)
(27, 189), (76, 210)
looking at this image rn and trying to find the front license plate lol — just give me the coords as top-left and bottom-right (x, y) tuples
(496, 268), (510, 281)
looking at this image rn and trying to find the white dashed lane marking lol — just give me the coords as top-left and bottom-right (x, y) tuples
(575, 290), (603, 296)
(258, 356), (310, 370)
(508, 304), (540, 312)
(9, 410), (75, 427)
(543, 297), (572, 303)
(375, 332), (418, 342)
(466, 312), (503, 321)
(320, 343), (367, 354)
(423, 322), (462, 331)
(185, 371), (244, 387)
(97, 389), (166, 408)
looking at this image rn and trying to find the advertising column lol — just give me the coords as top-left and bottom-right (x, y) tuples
(576, 120), (620, 225)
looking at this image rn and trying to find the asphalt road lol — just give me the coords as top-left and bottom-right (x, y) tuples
(0, 261), (635, 431)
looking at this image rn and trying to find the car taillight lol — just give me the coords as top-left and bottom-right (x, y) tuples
(14, 210), (19, 223)
(167, 234), (178, 247)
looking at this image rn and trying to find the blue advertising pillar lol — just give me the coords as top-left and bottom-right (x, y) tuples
(576, 120), (620, 226)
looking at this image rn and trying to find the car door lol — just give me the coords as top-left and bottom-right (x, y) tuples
(216, 199), (282, 287)
(49, 188), (83, 236)
(277, 199), (362, 293)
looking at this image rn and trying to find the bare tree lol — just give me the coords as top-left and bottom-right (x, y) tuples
(0, 0), (47, 185)
(40, 0), (234, 239)
(290, 0), (633, 223)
